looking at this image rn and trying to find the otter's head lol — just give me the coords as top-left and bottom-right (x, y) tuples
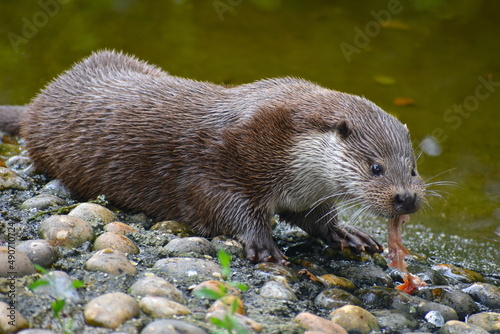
(288, 91), (426, 218)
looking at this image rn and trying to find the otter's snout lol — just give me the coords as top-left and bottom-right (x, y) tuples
(394, 191), (418, 214)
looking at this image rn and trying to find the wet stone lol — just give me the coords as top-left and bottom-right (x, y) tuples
(318, 274), (356, 292)
(17, 239), (57, 268)
(141, 319), (207, 334)
(330, 305), (380, 334)
(415, 286), (478, 319)
(103, 222), (137, 235)
(42, 179), (71, 198)
(20, 194), (65, 210)
(0, 167), (28, 190)
(438, 320), (489, 334)
(463, 282), (500, 309)
(94, 232), (140, 254)
(191, 280), (241, 297)
(425, 309), (446, 327)
(85, 249), (137, 275)
(336, 263), (393, 287)
(0, 246), (35, 277)
(294, 312), (348, 334)
(163, 236), (215, 258)
(467, 312), (500, 333)
(30, 270), (81, 303)
(154, 257), (221, 283)
(206, 310), (263, 333)
(139, 296), (191, 318)
(18, 330), (56, 334)
(211, 235), (245, 259)
(69, 202), (118, 226)
(260, 277), (297, 301)
(150, 220), (193, 237)
(39, 215), (94, 248)
(130, 275), (185, 303)
(0, 301), (29, 333)
(84, 292), (139, 329)
(431, 264), (485, 284)
(371, 309), (419, 333)
(314, 288), (362, 310)
(5, 155), (32, 174)
(208, 295), (245, 315)
(255, 262), (299, 282)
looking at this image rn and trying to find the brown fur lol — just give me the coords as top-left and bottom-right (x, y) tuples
(4, 51), (426, 263)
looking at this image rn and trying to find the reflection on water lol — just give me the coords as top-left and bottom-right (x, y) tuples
(0, 0), (498, 274)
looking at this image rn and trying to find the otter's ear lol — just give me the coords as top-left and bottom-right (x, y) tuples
(336, 119), (352, 139)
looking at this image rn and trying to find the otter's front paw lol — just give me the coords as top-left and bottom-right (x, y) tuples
(327, 225), (383, 254)
(245, 243), (289, 265)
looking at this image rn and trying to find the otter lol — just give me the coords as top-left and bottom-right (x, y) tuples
(0, 51), (426, 263)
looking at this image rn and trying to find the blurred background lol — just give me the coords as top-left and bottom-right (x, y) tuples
(0, 0), (498, 274)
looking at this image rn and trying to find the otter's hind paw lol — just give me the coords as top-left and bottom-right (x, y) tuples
(245, 243), (289, 265)
(327, 225), (383, 254)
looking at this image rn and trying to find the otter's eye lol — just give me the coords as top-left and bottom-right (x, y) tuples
(370, 164), (383, 176)
(411, 169), (417, 177)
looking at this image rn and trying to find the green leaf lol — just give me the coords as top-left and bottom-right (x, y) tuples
(229, 282), (248, 292)
(72, 279), (84, 288)
(51, 299), (66, 317)
(193, 288), (226, 300)
(28, 280), (50, 291)
(33, 264), (48, 274)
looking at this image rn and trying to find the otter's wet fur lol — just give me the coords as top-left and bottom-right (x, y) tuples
(4, 51), (426, 263)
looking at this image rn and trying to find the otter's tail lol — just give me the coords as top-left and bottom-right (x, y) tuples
(0, 105), (26, 136)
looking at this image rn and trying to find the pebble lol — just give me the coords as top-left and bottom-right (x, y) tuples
(150, 220), (193, 236)
(0, 246), (35, 277)
(329, 305), (380, 334)
(141, 319), (207, 334)
(415, 286), (478, 319)
(84, 292), (139, 329)
(0, 301), (29, 333)
(255, 262), (299, 282)
(260, 277), (297, 301)
(439, 320), (489, 334)
(30, 270), (81, 303)
(17, 239), (57, 267)
(41, 179), (72, 198)
(211, 236), (245, 259)
(463, 282), (500, 309)
(314, 288), (362, 310)
(0, 167), (28, 190)
(467, 312), (500, 333)
(69, 202), (118, 226)
(431, 264), (485, 283)
(208, 295), (245, 315)
(371, 309), (419, 332)
(318, 274), (356, 291)
(191, 280), (241, 297)
(39, 215), (94, 248)
(129, 275), (185, 303)
(94, 232), (140, 254)
(103, 222), (137, 235)
(5, 155), (33, 174)
(18, 330), (56, 334)
(294, 312), (348, 334)
(85, 249), (137, 275)
(337, 263), (393, 287)
(206, 309), (263, 332)
(425, 309), (446, 327)
(20, 194), (65, 210)
(139, 296), (191, 318)
(163, 236), (215, 258)
(154, 257), (221, 283)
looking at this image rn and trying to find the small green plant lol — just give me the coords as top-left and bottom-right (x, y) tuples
(29, 265), (84, 334)
(195, 249), (250, 334)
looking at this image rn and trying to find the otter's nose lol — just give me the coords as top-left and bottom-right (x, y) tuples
(394, 192), (417, 213)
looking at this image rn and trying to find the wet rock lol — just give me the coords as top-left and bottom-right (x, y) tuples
(255, 262), (299, 282)
(42, 179), (71, 198)
(211, 235), (245, 259)
(150, 220), (193, 237)
(141, 319), (206, 334)
(30, 270), (81, 303)
(39, 215), (94, 248)
(163, 237), (215, 258)
(0, 167), (28, 190)
(18, 330), (56, 334)
(84, 292), (139, 329)
(85, 249), (137, 275)
(260, 277), (297, 301)
(337, 263), (393, 287)
(208, 295), (245, 315)
(438, 320), (489, 334)
(371, 309), (419, 333)
(416, 286), (478, 319)
(318, 274), (356, 292)
(294, 312), (347, 334)
(314, 288), (362, 310)
(139, 296), (191, 318)
(69, 203), (118, 226)
(206, 309), (263, 332)
(17, 239), (57, 267)
(154, 257), (221, 283)
(103, 222), (137, 235)
(329, 305), (380, 334)
(191, 280), (241, 297)
(0, 301), (29, 333)
(418, 301), (459, 323)
(463, 282), (500, 309)
(20, 194), (65, 210)
(425, 309), (446, 327)
(130, 275), (185, 303)
(93, 232), (139, 254)
(5, 155), (33, 174)
(432, 264), (485, 283)
(467, 312), (500, 333)
(0, 246), (35, 277)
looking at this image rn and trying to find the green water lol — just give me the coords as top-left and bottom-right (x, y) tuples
(0, 0), (498, 275)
